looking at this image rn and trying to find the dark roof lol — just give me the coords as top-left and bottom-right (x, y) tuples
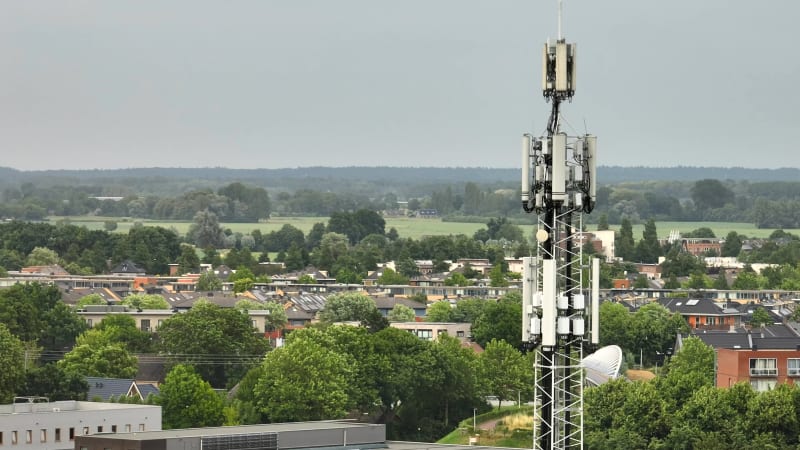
(111, 260), (145, 274)
(286, 294), (327, 313)
(86, 377), (134, 401)
(167, 291), (245, 309)
(285, 306), (315, 320)
(758, 324), (798, 338)
(136, 382), (160, 399)
(692, 332), (751, 349)
(60, 288), (120, 306)
(752, 336), (800, 350)
(373, 296), (427, 310)
(689, 323), (800, 350)
(659, 297), (744, 316)
(250, 289), (282, 302)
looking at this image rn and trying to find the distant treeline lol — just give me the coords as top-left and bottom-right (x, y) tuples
(2, 165), (800, 186)
(3, 166), (800, 228)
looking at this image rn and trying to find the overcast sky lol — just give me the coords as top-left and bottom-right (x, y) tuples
(1, 1), (798, 170)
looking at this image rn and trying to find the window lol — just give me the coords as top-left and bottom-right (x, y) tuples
(69, 428), (75, 441)
(97, 426), (103, 433)
(788, 359), (800, 376)
(83, 427), (89, 436)
(750, 358), (778, 376)
(417, 329), (433, 340)
(25, 431), (31, 445)
(438, 329), (448, 336)
(456, 330), (465, 338)
(124, 425), (131, 433)
(138, 424), (145, 432)
(140, 319), (151, 332)
(55, 429), (61, 442)
(705, 316), (717, 325)
(111, 426), (117, 433)
(86, 319), (93, 327)
(1, 431), (4, 445)
(11, 431), (17, 445)
(751, 379), (777, 392)
(40, 430), (46, 443)
(157, 319), (164, 328)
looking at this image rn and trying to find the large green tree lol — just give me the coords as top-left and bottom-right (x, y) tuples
(599, 301), (631, 348)
(21, 363), (89, 401)
(82, 315), (154, 353)
(721, 231), (743, 257)
(113, 225), (181, 274)
(0, 324), (25, 403)
(615, 218), (636, 261)
(634, 218), (661, 263)
(196, 270), (223, 291)
(318, 292), (379, 324)
(377, 268), (409, 285)
(471, 292), (522, 348)
(312, 232), (349, 271)
(25, 246), (62, 266)
(157, 364), (224, 429)
(479, 339), (528, 408)
(387, 304), (416, 322)
(426, 301), (454, 322)
(657, 336), (715, 408)
(176, 244), (200, 274)
(254, 337), (351, 422)
(120, 294), (170, 310)
(58, 343), (138, 379)
(327, 209), (385, 245)
(186, 209), (225, 249)
(156, 301), (269, 388)
(0, 282), (87, 351)
(691, 179), (734, 210)
(631, 303), (686, 366)
(217, 182), (271, 221)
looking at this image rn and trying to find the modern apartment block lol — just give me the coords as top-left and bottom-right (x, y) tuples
(0, 400), (161, 450)
(74, 422), (385, 450)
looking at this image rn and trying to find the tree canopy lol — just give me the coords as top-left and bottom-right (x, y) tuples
(156, 301), (269, 388)
(318, 292), (379, 324)
(157, 364), (225, 429)
(0, 324), (25, 403)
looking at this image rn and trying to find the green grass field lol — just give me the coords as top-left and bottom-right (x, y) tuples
(49, 216), (798, 241)
(51, 216), (490, 240)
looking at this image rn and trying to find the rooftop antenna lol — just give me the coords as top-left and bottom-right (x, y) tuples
(520, 0), (599, 448)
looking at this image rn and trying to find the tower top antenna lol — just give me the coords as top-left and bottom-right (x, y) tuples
(557, 0), (563, 40)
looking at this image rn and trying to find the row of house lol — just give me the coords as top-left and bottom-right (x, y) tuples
(615, 295), (800, 392)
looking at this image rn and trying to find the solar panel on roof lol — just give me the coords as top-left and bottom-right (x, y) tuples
(687, 299), (699, 306)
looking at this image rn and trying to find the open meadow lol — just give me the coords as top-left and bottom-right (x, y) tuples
(49, 216), (799, 241)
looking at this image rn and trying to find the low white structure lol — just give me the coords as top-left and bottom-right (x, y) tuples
(581, 345), (623, 386)
(0, 399), (161, 450)
(389, 322), (471, 342)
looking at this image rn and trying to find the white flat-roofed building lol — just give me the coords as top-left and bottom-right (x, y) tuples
(389, 322), (472, 342)
(0, 399), (161, 450)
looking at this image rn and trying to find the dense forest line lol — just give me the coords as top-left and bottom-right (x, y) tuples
(3, 165), (800, 185)
(3, 166), (800, 228)
(0, 172), (800, 229)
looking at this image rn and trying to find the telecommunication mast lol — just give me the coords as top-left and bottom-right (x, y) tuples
(520, 1), (600, 449)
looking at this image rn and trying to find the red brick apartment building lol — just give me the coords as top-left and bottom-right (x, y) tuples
(717, 348), (800, 391)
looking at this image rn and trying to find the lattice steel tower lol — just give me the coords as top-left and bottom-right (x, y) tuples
(520, 2), (600, 449)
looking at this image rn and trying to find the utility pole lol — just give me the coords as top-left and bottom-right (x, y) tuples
(520, 1), (600, 448)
